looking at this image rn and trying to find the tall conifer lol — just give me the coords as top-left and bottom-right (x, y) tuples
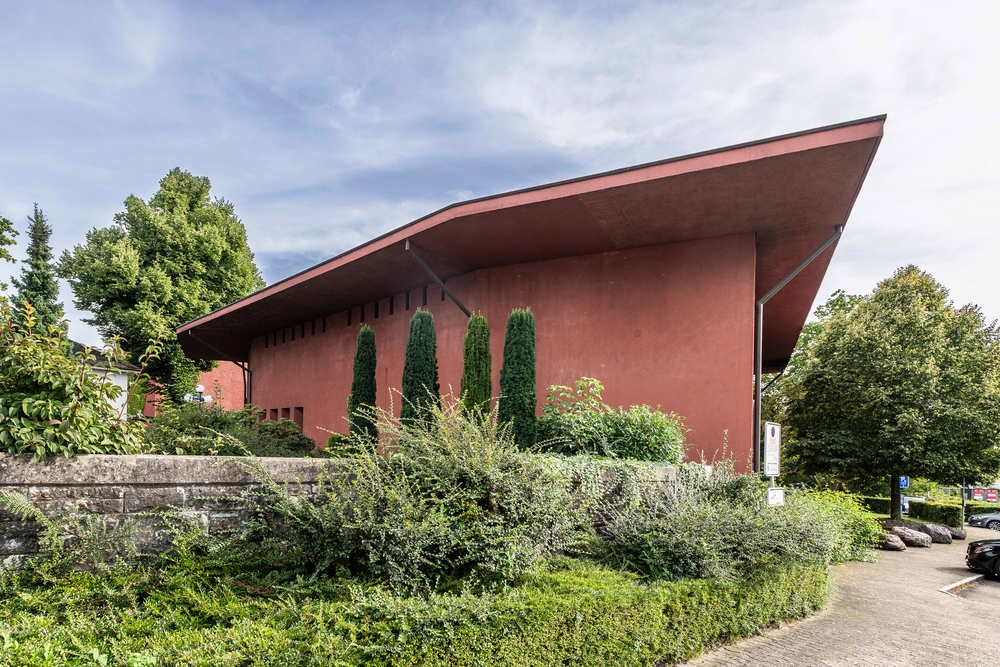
(347, 325), (377, 441)
(499, 308), (537, 447)
(461, 313), (492, 414)
(12, 204), (62, 331)
(400, 309), (439, 427)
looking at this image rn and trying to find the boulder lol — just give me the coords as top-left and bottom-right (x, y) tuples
(947, 526), (967, 540)
(876, 533), (906, 551)
(913, 523), (953, 544)
(891, 525), (932, 547)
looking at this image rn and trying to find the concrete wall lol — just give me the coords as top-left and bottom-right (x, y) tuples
(0, 453), (339, 567)
(249, 234), (756, 469)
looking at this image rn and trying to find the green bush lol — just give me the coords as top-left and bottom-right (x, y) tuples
(858, 495), (892, 514)
(0, 304), (150, 459)
(348, 325), (378, 441)
(498, 308), (537, 447)
(400, 309), (439, 428)
(602, 463), (878, 581)
(460, 312), (492, 413)
(0, 554), (828, 667)
(144, 402), (318, 457)
(537, 377), (685, 463)
(233, 400), (578, 594)
(908, 499), (998, 527)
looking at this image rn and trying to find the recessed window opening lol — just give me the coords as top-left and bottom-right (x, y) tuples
(322, 316), (327, 333)
(291, 326), (295, 341)
(282, 329), (286, 344)
(301, 323), (306, 338)
(265, 335), (268, 349)
(374, 300), (379, 319)
(405, 291), (410, 310)
(347, 308), (352, 326)
(441, 281), (446, 301)
(422, 286), (428, 307)
(269, 408), (278, 420)
(360, 303), (366, 323)
(293, 407), (304, 430)
(311, 320), (315, 335)
(389, 296), (395, 315)
(281, 407), (290, 420)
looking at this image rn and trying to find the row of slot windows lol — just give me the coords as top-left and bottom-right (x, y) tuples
(263, 284), (447, 348)
(267, 406), (304, 430)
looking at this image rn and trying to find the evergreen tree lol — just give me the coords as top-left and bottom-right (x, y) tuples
(400, 309), (439, 427)
(460, 313), (492, 414)
(0, 213), (17, 294)
(11, 204), (62, 331)
(347, 325), (377, 441)
(499, 308), (537, 447)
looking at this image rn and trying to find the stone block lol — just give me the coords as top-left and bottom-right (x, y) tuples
(32, 498), (124, 515)
(913, 523), (952, 544)
(186, 485), (253, 511)
(891, 525), (932, 547)
(877, 533), (906, 551)
(208, 510), (250, 534)
(1, 535), (39, 555)
(124, 486), (187, 512)
(2, 554), (31, 570)
(0, 521), (40, 539)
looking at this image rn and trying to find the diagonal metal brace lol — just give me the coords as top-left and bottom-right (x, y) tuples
(405, 239), (472, 317)
(187, 330), (253, 405)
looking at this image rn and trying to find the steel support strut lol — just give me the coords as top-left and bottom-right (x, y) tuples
(186, 330), (253, 406)
(405, 239), (472, 317)
(752, 225), (843, 472)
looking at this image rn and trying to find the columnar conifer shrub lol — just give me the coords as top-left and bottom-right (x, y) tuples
(460, 313), (491, 414)
(400, 309), (439, 427)
(498, 308), (537, 447)
(347, 325), (377, 441)
(11, 204), (63, 332)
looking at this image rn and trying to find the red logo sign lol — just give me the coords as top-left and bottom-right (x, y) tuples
(987, 489), (998, 503)
(973, 488), (985, 501)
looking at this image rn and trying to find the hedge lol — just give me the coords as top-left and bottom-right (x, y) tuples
(0, 560), (830, 666)
(858, 496), (892, 515)
(908, 500), (999, 528)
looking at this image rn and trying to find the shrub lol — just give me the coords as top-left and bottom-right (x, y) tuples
(348, 325), (377, 441)
(908, 499), (998, 527)
(857, 495), (892, 514)
(460, 313), (492, 413)
(0, 304), (151, 459)
(601, 462), (877, 581)
(498, 308), (537, 447)
(144, 402), (318, 457)
(537, 377), (686, 463)
(232, 399), (578, 594)
(400, 309), (439, 428)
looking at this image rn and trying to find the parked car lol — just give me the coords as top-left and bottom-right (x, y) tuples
(966, 538), (1000, 578)
(967, 512), (1000, 530)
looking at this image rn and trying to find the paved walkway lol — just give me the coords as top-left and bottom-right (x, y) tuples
(683, 526), (1000, 667)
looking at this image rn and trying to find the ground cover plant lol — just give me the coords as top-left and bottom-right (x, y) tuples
(0, 398), (879, 666)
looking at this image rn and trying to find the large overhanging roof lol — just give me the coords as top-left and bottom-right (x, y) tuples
(179, 115), (885, 370)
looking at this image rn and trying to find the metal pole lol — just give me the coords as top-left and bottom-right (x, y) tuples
(753, 225), (843, 473)
(405, 239), (472, 317)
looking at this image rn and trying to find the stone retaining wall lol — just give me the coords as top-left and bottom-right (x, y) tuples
(0, 453), (341, 567)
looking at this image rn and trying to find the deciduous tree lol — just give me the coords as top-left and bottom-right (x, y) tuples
(786, 266), (1000, 518)
(59, 168), (264, 402)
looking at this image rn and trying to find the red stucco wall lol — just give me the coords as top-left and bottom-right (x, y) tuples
(248, 233), (756, 470)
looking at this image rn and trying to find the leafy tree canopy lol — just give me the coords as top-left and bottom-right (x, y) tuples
(58, 168), (265, 401)
(784, 266), (1000, 504)
(11, 204), (63, 332)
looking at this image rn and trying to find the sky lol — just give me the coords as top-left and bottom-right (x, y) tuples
(1, 0), (998, 347)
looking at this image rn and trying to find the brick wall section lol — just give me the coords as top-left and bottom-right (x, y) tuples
(0, 453), (342, 568)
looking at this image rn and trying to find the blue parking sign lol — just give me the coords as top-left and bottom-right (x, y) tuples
(900, 476), (909, 489)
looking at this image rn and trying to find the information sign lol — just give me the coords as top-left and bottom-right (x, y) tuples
(987, 489), (998, 503)
(764, 422), (781, 477)
(899, 476), (909, 489)
(973, 488), (985, 501)
(767, 487), (785, 507)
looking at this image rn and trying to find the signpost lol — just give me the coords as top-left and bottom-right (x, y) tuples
(899, 476), (909, 489)
(764, 422), (783, 506)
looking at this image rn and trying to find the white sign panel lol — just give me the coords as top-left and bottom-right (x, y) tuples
(764, 422), (781, 477)
(767, 487), (785, 507)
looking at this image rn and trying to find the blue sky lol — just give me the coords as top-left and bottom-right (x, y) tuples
(1, 0), (999, 346)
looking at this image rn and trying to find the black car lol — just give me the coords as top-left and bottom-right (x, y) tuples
(967, 512), (1000, 530)
(967, 538), (1000, 578)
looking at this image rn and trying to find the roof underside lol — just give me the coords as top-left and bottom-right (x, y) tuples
(179, 116), (884, 372)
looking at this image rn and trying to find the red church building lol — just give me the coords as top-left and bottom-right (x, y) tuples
(177, 116), (884, 470)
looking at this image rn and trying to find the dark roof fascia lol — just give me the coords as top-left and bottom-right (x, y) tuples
(178, 114), (887, 331)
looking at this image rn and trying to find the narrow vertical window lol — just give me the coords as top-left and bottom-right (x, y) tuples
(311, 320), (315, 335)
(360, 303), (366, 323)
(291, 326), (295, 341)
(322, 316), (327, 333)
(405, 291), (410, 310)
(294, 407), (304, 431)
(389, 295), (395, 315)
(281, 407), (290, 420)
(265, 335), (268, 349)
(374, 300), (379, 319)
(441, 280), (446, 301)
(422, 286), (428, 307)
(348, 309), (352, 326)
(269, 408), (278, 420)
(282, 329), (286, 344)
(301, 323), (306, 338)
